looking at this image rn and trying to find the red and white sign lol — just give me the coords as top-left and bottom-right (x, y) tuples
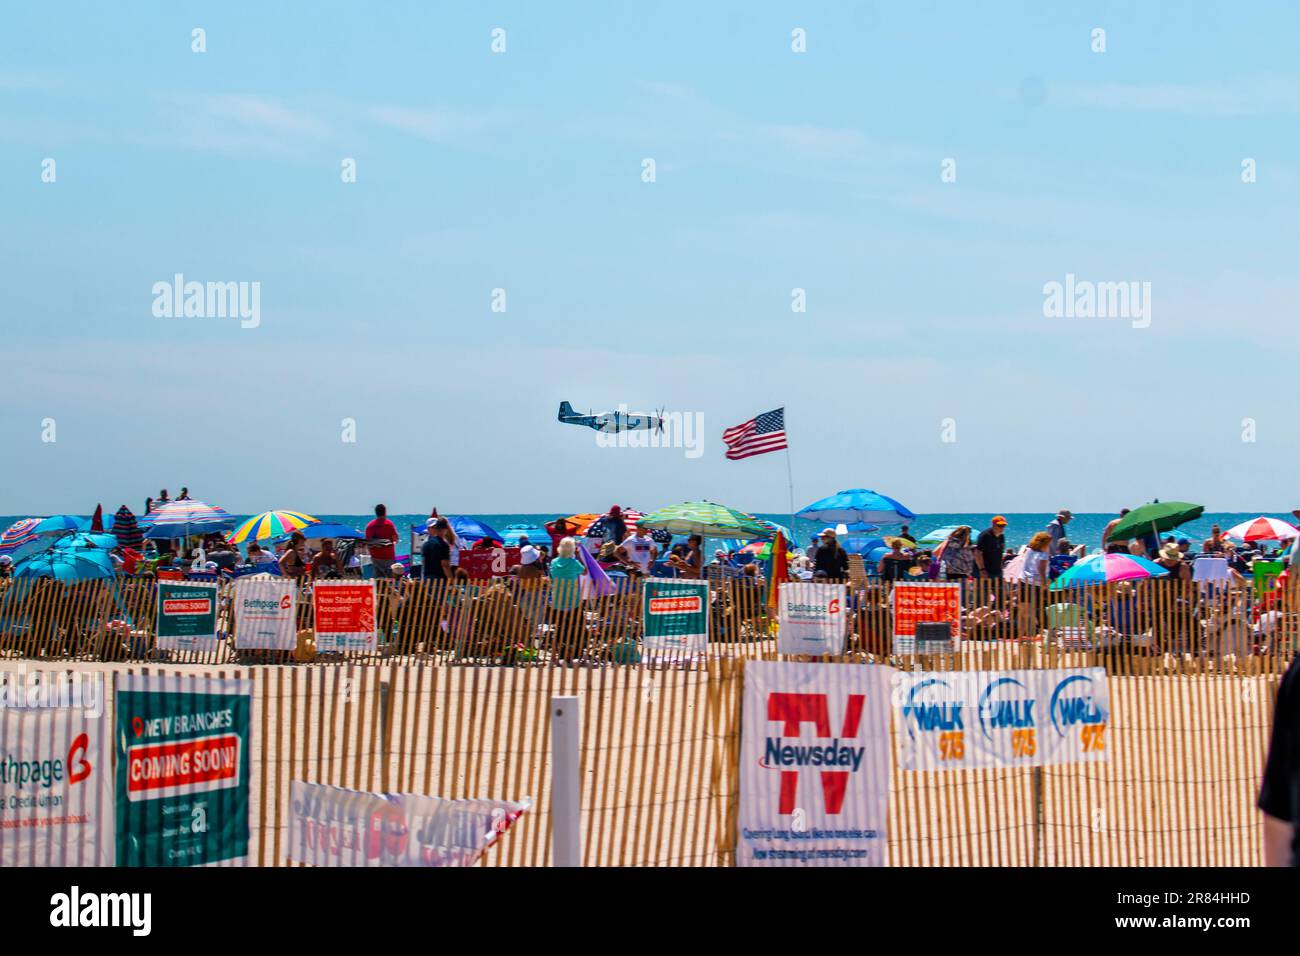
(738, 661), (892, 867)
(890, 581), (962, 654)
(648, 595), (701, 615)
(162, 598), (210, 616)
(313, 581), (377, 652)
(125, 733), (241, 801)
(456, 547), (522, 579)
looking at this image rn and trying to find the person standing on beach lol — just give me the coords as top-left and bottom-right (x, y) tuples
(421, 518), (452, 581)
(1203, 525), (1227, 555)
(897, 524), (916, 545)
(605, 506), (627, 546)
(814, 528), (849, 580)
(975, 517), (1008, 579)
(366, 504), (399, 578)
(622, 525), (657, 574)
(1101, 508), (1130, 552)
(1046, 510), (1072, 551)
(1261, 652), (1300, 866)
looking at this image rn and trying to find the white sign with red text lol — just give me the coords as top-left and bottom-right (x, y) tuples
(0, 682), (113, 866)
(286, 781), (529, 867)
(233, 577), (298, 650)
(778, 582), (848, 656)
(738, 661), (893, 867)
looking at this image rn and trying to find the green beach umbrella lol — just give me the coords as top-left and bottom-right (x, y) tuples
(1106, 501), (1204, 543)
(636, 501), (771, 540)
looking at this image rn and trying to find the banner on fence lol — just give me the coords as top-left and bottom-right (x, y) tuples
(313, 580), (377, 652)
(115, 674), (251, 866)
(286, 781), (529, 867)
(233, 578), (298, 650)
(457, 547), (522, 579)
(778, 582), (848, 656)
(0, 676), (113, 866)
(155, 581), (219, 652)
(891, 581), (962, 654)
(641, 579), (709, 655)
(895, 667), (1111, 771)
(738, 661), (892, 867)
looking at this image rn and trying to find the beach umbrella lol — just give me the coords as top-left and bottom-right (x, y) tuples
(585, 511), (646, 541)
(842, 535), (887, 556)
(424, 516), (504, 543)
(89, 504), (103, 533)
(1225, 517), (1300, 543)
(13, 547), (115, 583)
(797, 489), (916, 525)
(33, 515), (88, 535)
(0, 518), (48, 562)
(229, 510), (318, 544)
(636, 501), (771, 540)
(273, 522), (365, 545)
(142, 499), (235, 539)
(917, 525), (968, 547)
(53, 532), (119, 550)
(112, 506), (144, 550)
(1105, 501), (1204, 543)
(1050, 553), (1169, 590)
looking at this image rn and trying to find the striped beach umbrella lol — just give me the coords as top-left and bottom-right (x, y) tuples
(1225, 516), (1300, 543)
(112, 506), (144, 550)
(229, 510), (319, 544)
(0, 518), (47, 561)
(142, 499), (236, 539)
(637, 501), (770, 539)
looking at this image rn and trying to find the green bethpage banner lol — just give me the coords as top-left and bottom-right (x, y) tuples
(155, 581), (219, 651)
(641, 579), (709, 655)
(115, 674), (252, 866)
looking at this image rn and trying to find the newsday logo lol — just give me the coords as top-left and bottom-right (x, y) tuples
(759, 692), (866, 815)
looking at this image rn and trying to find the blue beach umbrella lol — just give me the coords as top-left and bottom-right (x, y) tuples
(797, 489), (916, 526)
(33, 515), (88, 535)
(13, 548), (115, 583)
(420, 515), (504, 543)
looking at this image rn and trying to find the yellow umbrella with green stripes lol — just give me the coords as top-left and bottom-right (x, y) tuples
(229, 510), (319, 544)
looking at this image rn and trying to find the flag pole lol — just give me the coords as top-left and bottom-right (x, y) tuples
(784, 441), (796, 545)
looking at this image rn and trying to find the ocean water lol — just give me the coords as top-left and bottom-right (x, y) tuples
(11, 511), (1294, 553)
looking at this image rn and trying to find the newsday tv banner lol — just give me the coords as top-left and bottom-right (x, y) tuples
(738, 661), (892, 867)
(895, 668), (1110, 771)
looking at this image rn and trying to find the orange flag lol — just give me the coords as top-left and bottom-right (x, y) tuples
(766, 531), (788, 616)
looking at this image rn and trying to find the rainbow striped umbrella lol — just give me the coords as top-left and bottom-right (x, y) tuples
(229, 510), (319, 544)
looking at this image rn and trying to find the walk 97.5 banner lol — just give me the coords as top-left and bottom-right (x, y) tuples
(286, 781), (530, 867)
(0, 671), (112, 866)
(778, 582), (848, 656)
(115, 674), (252, 866)
(738, 661), (893, 867)
(895, 668), (1110, 771)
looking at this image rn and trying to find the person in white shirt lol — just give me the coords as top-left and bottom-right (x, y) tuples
(621, 527), (657, 573)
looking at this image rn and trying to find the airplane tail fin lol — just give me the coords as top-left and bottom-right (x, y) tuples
(558, 401), (575, 420)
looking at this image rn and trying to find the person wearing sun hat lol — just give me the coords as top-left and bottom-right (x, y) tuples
(976, 516), (1008, 579)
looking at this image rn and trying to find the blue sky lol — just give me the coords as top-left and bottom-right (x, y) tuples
(4, 1), (1300, 516)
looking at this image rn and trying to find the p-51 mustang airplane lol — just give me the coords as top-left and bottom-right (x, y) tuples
(558, 401), (665, 434)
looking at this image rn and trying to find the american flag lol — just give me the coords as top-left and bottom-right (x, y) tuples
(722, 407), (787, 460)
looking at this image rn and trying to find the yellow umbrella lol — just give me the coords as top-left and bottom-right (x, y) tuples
(229, 510), (318, 544)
